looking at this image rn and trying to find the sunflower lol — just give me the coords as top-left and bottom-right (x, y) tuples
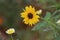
(21, 5), (41, 26)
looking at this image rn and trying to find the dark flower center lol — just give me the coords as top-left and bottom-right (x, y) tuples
(28, 13), (33, 19)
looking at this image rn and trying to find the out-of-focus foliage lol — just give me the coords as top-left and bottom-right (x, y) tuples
(0, 0), (60, 40)
(32, 10), (60, 40)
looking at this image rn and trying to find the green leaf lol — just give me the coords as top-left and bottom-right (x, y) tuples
(44, 12), (51, 20)
(32, 21), (47, 31)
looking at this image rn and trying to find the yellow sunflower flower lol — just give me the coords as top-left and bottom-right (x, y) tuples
(6, 28), (15, 35)
(21, 5), (41, 26)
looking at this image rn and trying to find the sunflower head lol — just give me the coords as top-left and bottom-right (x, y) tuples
(21, 5), (41, 26)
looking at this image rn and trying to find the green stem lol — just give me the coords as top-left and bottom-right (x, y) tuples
(51, 9), (60, 17)
(45, 20), (57, 28)
(41, 17), (58, 33)
(41, 17), (57, 28)
(11, 35), (13, 40)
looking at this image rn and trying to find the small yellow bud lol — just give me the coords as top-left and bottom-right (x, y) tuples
(36, 10), (42, 14)
(56, 19), (60, 25)
(6, 28), (15, 35)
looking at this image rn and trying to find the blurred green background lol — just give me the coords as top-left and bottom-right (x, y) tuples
(0, 0), (60, 40)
